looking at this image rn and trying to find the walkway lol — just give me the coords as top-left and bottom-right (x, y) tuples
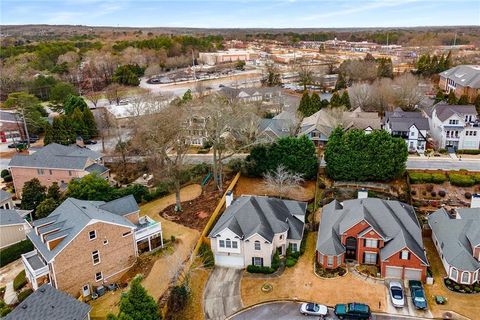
(0, 258), (24, 287)
(204, 267), (243, 320)
(3, 282), (17, 305)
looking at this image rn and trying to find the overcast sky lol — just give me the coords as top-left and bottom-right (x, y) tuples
(1, 0), (479, 28)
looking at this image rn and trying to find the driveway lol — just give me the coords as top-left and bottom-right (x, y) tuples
(204, 267), (243, 320)
(384, 281), (433, 319)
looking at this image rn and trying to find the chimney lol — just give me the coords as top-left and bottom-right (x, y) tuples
(357, 189), (368, 199)
(76, 136), (85, 148)
(471, 194), (480, 208)
(226, 190), (233, 207)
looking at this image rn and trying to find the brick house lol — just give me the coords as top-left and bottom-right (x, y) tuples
(21, 195), (163, 297)
(428, 207), (479, 285)
(316, 197), (428, 281)
(439, 65), (480, 103)
(0, 110), (25, 144)
(8, 143), (109, 198)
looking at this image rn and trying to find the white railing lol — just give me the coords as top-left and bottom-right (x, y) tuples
(21, 250), (49, 277)
(134, 217), (162, 241)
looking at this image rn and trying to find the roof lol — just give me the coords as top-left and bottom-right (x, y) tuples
(208, 195), (307, 242)
(440, 65), (480, 89)
(28, 196), (137, 262)
(431, 103), (478, 122)
(384, 108), (430, 131)
(0, 110), (22, 123)
(85, 163), (109, 175)
(8, 143), (102, 170)
(428, 208), (480, 272)
(0, 190), (13, 202)
(0, 209), (24, 226)
(258, 117), (295, 139)
(317, 198), (427, 264)
(5, 284), (91, 320)
(220, 86), (282, 100)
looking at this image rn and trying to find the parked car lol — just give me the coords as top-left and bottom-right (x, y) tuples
(409, 280), (427, 310)
(388, 281), (405, 308)
(334, 303), (371, 320)
(8, 142), (26, 149)
(300, 302), (328, 317)
(84, 139), (97, 145)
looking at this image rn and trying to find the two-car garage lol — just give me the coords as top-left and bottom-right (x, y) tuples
(384, 266), (423, 281)
(214, 254), (244, 269)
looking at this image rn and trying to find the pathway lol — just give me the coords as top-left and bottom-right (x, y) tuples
(0, 258), (24, 287)
(204, 267), (243, 320)
(3, 282), (17, 305)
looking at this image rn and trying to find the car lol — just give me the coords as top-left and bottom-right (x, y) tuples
(389, 281), (405, 308)
(8, 142), (26, 149)
(334, 302), (371, 320)
(84, 139), (97, 145)
(409, 280), (427, 310)
(300, 302), (328, 317)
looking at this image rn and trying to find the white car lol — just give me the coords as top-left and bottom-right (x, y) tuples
(300, 303), (328, 317)
(389, 281), (405, 308)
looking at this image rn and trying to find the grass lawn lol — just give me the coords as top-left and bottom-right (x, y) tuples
(423, 237), (480, 320)
(241, 232), (387, 312)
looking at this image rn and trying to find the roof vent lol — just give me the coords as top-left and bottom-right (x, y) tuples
(81, 206), (87, 209)
(39, 287), (46, 293)
(21, 304), (28, 309)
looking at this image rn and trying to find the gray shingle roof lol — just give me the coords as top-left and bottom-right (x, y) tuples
(98, 194), (139, 216)
(440, 65), (480, 89)
(428, 208), (480, 272)
(317, 198), (427, 264)
(8, 143), (102, 170)
(0, 209), (24, 226)
(431, 103), (478, 122)
(28, 196), (136, 262)
(0, 190), (13, 202)
(0, 110), (22, 123)
(5, 284), (91, 320)
(258, 118), (294, 140)
(384, 109), (430, 132)
(208, 195), (307, 242)
(85, 163), (109, 174)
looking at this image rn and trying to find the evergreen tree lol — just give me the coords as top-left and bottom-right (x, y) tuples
(457, 94), (469, 105)
(310, 92), (322, 114)
(341, 91), (351, 109)
(44, 123), (53, 145)
(330, 92), (342, 107)
(71, 107), (88, 138)
(20, 178), (46, 211)
(47, 182), (62, 202)
(182, 89), (193, 103)
(377, 58), (393, 78)
(66, 173), (114, 201)
(335, 73), (346, 90)
(35, 198), (59, 219)
(116, 277), (159, 320)
(298, 92), (312, 117)
(434, 91), (445, 104)
(64, 95), (88, 115)
(474, 95), (480, 115)
(83, 108), (98, 138)
(445, 51), (452, 69)
(447, 91), (457, 105)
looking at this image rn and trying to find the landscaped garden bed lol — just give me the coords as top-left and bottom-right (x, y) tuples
(356, 265), (381, 278)
(444, 278), (480, 294)
(314, 262), (347, 278)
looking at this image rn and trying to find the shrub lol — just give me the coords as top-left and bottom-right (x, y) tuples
(422, 190), (427, 196)
(474, 287), (480, 293)
(0, 240), (34, 267)
(438, 190), (446, 197)
(409, 172), (432, 184)
(227, 158), (243, 172)
(472, 174), (480, 184)
(318, 182), (326, 189)
(449, 174), (475, 187)
(426, 184), (434, 192)
(271, 252), (280, 271)
(17, 289), (33, 302)
(431, 191), (437, 197)
(439, 148), (448, 154)
(246, 265), (275, 274)
(431, 173), (447, 184)
(198, 243), (214, 268)
(3, 175), (12, 183)
(454, 285), (460, 291)
(465, 192), (472, 199)
(168, 284), (189, 313)
(13, 270), (27, 291)
(285, 258), (297, 267)
(457, 149), (480, 155)
(410, 190), (417, 196)
(1, 169), (9, 178)
(0, 300), (12, 317)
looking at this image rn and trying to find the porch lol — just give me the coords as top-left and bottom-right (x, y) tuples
(21, 250), (50, 290)
(135, 216), (163, 254)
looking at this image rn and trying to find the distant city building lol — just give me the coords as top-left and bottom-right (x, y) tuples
(383, 108), (430, 152)
(439, 65), (480, 103)
(199, 50), (258, 65)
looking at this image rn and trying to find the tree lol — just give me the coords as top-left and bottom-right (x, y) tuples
(113, 64), (144, 86)
(49, 82), (77, 105)
(330, 92), (342, 108)
(46, 182), (62, 201)
(297, 65), (313, 91)
(64, 95), (88, 115)
(262, 64), (281, 87)
(235, 60), (246, 71)
(20, 178), (46, 211)
(84, 91), (103, 108)
(434, 90), (445, 104)
(340, 91), (351, 109)
(392, 73), (424, 111)
(348, 83), (372, 110)
(474, 95), (480, 114)
(447, 91), (457, 105)
(310, 92), (322, 113)
(182, 89), (193, 103)
(105, 83), (129, 105)
(263, 165), (304, 199)
(83, 108), (98, 138)
(297, 91), (312, 117)
(377, 57), (393, 78)
(66, 173), (114, 201)
(46, 116), (76, 145)
(324, 128), (407, 181)
(35, 198), (59, 219)
(457, 94), (469, 105)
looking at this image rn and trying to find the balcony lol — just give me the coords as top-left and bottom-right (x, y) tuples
(21, 250), (50, 290)
(135, 216), (163, 254)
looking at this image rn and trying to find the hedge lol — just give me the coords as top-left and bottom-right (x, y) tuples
(0, 240), (34, 267)
(13, 270), (27, 291)
(17, 288), (33, 303)
(246, 265), (275, 274)
(457, 149), (480, 155)
(431, 173), (447, 184)
(449, 174), (475, 187)
(409, 172), (447, 184)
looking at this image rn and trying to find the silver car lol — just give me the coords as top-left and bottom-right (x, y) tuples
(300, 303), (328, 317)
(389, 281), (405, 308)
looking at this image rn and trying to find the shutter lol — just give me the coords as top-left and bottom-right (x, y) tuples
(261, 257), (264, 267)
(363, 252), (366, 264)
(408, 252), (411, 260)
(251, 257), (254, 265)
(364, 239), (367, 247)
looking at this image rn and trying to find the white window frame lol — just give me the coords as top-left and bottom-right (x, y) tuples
(89, 230), (97, 240)
(219, 239), (225, 248)
(327, 256), (334, 267)
(253, 257), (263, 266)
(450, 267), (458, 280)
(92, 250), (100, 265)
(103, 240), (108, 246)
(401, 250), (409, 260)
(364, 252), (377, 265)
(122, 231), (132, 237)
(461, 271), (470, 284)
(232, 241), (238, 249)
(225, 238), (232, 249)
(291, 243), (298, 252)
(254, 240), (261, 251)
(95, 272), (103, 282)
(365, 239), (378, 248)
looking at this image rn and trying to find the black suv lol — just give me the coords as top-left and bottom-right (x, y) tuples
(334, 302), (371, 319)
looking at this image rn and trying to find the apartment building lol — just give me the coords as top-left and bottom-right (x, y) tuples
(439, 65), (480, 103)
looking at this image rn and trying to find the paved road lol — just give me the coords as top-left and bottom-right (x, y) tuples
(230, 301), (432, 320)
(204, 267), (243, 320)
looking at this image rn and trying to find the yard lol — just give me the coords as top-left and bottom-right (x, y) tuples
(423, 237), (480, 320)
(240, 232), (387, 312)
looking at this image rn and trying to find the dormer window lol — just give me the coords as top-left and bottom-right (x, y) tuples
(89, 230), (97, 240)
(400, 250), (410, 260)
(254, 240), (261, 250)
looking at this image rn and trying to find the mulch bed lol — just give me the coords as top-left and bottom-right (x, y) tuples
(158, 174), (235, 231)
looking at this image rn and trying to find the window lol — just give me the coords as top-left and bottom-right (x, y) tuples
(103, 240), (108, 245)
(254, 241), (261, 250)
(410, 131), (415, 136)
(290, 243), (298, 252)
(450, 268), (458, 280)
(89, 230), (97, 240)
(400, 250), (410, 260)
(364, 252), (377, 265)
(449, 119), (459, 125)
(219, 240), (225, 248)
(364, 239), (378, 248)
(232, 241), (238, 249)
(252, 257), (263, 266)
(37, 169), (44, 175)
(225, 238), (232, 248)
(95, 272), (103, 282)
(461, 272), (470, 284)
(122, 231), (132, 237)
(279, 235), (283, 240)
(327, 256), (334, 267)
(92, 250), (100, 265)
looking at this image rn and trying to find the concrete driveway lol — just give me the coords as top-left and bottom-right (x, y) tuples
(204, 267), (243, 320)
(385, 282), (433, 319)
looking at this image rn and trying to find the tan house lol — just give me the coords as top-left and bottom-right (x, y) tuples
(208, 193), (307, 269)
(0, 209), (30, 249)
(22, 195), (163, 297)
(439, 65), (480, 103)
(8, 143), (109, 198)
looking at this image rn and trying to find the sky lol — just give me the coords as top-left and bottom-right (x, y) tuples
(1, 0), (479, 28)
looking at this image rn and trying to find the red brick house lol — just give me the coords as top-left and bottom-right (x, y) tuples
(316, 197), (428, 281)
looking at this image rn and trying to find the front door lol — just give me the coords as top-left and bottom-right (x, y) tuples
(345, 237), (357, 260)
(82, 284), (91, 297)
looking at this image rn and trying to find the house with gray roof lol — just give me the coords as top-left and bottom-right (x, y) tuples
(0, 190), (14, 210)
(257, 111), (298, 143)
(317, 197), (428, 281)
(428, 207), (480, 285)
(5, 284), (91, 320)
(21, 195), (163, 297)
(220, 86), (282, 104)
(427, 103), (479, 151)
(8, 143), (109, 198)
(0, 209), (30, 249)
(439, 65), (480, 103)
(383, 108), (430, 152)
(208, 194), (307, 268)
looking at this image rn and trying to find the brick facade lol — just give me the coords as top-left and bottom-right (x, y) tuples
(381, 248), (427, 282)
(440, 75), (480, 103)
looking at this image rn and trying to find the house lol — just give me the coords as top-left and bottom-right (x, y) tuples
(208, 193), (307, 269)
(439, 65), (480, 103)
(8, 143), (109, 198)
(0, 190), (14, 210)
(0, 110), (25, 144)
(257, 111), (298, 143)
(105, 97), (171, 128)
(298, 108), (381, 146)
(184, 115), (208, 146)
(4, 284), (91, 320)
(426, 103), (480, 150)
(316, 197), (428, 281)
(428, 207), (479, 285)
(0, 209), (30, 249)
(383, 108), (430, 152)
(21, 195), (163, 297)
(220, 86), (282, 104)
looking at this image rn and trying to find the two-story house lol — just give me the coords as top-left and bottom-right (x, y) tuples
(426, 103), (480, 151)
(0, 190), (14, 210)
(383, 108), (430, 152)
(439, 65), (480, 103)
(21, 195), (163, 297)
(184, 115), (209, 146)
(316, 197), (428, 281)
(208, 193), (307, 269)
(428, 207), (480, 285)
(257, 111), (298, 143)
(0, 209), (30, 249)
(8, 143), (109, 198)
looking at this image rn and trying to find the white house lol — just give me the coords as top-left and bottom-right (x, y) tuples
(383, 108), (430, 152)
(208, 193), (307, 269)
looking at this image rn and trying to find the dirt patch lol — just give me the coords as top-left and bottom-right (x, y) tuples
(411, 182), (480, 212)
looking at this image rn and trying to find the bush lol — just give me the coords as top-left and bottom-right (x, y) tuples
(1, 169), (9, 178)
(0, 240), (34, 267)
(17, 289), (33, 302)
(431, 173), (447, 184)
(13, 270), (27, 291)
(465, 192), (472, 199)
(472, 174), (480, 184)
(426, 184), (434, 192)
(410, 190), (417, 196)
(246, 265), (275, 274)
(227, 158), (243, 173)
(0, 300), (12, 317)
(438, 190), (446, 197)
(285, 258), (297, 267)
(457, 149), (480, 155)
(431, 191), (437, 197)
(409, 172), (432, 184)
(198, 243), (214, 268)
(449, 174), (475, 187)
(422, 190), (427, 196)
(3, 175), (12, 183)
(439, 148), (448, 154)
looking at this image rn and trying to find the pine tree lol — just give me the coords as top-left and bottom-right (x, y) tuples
(341, 91), (351, 109)
(71, 107), (88, 138)
(44, 123), (53, 145)
(83, 108), (98, 138)
(445, 51), (452, 69)
(330, 92), (341, 107)
(335, 73), (346, 90)
(310, 92), (322, 114)
(298, 92), (312, 117)
(434, 91), (445, 104)
(20, 178), (46, 211)
(447, 91), (457, 105)
(116, 277), (159, 320)
(457, 94), (469, 105)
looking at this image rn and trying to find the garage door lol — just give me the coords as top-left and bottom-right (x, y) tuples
(214, 255), (244, 269)
(385, 266), (403, 279)
(404, 268), (422, 281)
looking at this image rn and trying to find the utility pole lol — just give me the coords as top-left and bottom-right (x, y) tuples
(20, 108), (30, 149)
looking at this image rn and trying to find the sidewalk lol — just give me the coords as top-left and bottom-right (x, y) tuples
(3, 281), (17, 305)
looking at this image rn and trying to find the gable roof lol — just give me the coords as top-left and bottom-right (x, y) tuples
(0, 209), (24, 226)
(440, 65), (480, 89)
(384, 108), (430, 131)
(317, 198), (427, 264)
(428, 208), (480, 272)
(28, 196), (137, 262)
(8, 143), (102, 170)
(208, 195), (307, 242)
(5, 284), (91, 320)
(258, 117), (295, 139)
(0, 190), (13, 202)
(431, 103), (478, 122)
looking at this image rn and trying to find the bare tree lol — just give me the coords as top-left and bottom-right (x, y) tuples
(369, 78), (395, 113)
(84, 91), (103, 108)
(105, 83), (129, 105)
(348, 83), (372, 110)
(263, 165), (304, 199)
(144, 64), (162, 78)
(393, 73), (424, 111)
(297, 65), (313, 91)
